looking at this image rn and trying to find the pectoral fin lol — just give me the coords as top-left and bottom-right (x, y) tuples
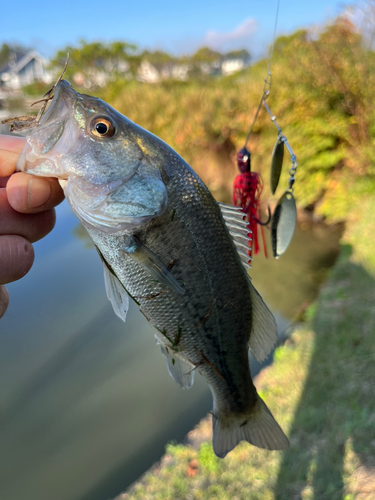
(102, 262), (130, 322)
(155, 337), (195, 389)
(123, 237), (184, 295)
(248, 281), (278, 361)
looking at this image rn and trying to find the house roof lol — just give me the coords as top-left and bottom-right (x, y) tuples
(0, 50), (48, 76)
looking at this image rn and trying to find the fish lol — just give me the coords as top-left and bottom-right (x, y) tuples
(15, 79), (289, 458)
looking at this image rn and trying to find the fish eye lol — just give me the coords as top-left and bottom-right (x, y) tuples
(90, 117), (116, 138)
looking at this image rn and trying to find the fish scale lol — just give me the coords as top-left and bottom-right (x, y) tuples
(88, 163), (256, 410)
(15, 78), (289, 458)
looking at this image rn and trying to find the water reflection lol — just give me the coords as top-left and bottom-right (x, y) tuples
(0, 201), (342, 500)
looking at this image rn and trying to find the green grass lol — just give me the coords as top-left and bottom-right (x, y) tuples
(114, 195), (375, 500)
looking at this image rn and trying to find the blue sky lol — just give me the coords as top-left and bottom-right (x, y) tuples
(2, 0), (351, 58)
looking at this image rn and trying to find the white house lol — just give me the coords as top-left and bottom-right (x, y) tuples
(137, 61), (161, 83)
(72, 59), (131, 89)
(220, 50), (250, 76)
(221, 58), (246, 76)
(0, 51), (53, 89)
(137, 60), (192, 83)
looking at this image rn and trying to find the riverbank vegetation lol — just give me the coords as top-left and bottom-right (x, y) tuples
(92, 16), (375, 223)
(107, 15), (375, 500)
(17, 15), (375, 223)
(113, 197), (375, 500)
(3, 13), (374, 497)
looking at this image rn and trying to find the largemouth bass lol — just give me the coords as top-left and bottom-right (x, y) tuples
(15, 80), (288, 457)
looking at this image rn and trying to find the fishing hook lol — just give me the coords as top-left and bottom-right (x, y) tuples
(255, 204), (271, 226)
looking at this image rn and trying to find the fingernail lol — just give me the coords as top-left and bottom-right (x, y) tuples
(27, 178), (52, 209)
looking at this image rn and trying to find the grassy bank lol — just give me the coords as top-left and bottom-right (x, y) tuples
(91, 19), (375, 221)
(113, 197), (375, 500)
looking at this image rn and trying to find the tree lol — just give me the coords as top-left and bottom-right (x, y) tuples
(191, 47), (222, 62)
(260, 16), (375, 215)
(0, 44), (11, 68)
(140, 50), (174, 64)
(224, 49), (251, 62)
(0, 43), (30, 69)
(51, 40), (139, 89)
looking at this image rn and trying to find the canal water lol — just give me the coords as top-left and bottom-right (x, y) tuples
(0, 126), (342, 500)
(0, 199), (342, 500)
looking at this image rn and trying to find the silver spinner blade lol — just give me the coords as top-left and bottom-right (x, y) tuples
(271, 190), (296, 258)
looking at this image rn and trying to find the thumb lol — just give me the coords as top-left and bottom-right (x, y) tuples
(0, 285), (9, 318)
(0, 235), (35, 284)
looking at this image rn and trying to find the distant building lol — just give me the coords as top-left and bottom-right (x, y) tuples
(221, 52), (251, 76)
(196, 60), (222, 76)
(0, 50), (53, 89)
(162, 63), (191, 81)
(124, 51), (251, 84)
(137, 61), (161, 83)
(137, 60), (192, 83)
(72, 69), (111, 89)
(221, 58), (246, 75)
(72, 60), (131, 89)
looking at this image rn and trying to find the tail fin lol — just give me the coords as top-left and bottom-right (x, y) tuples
(212, 396), (289, 458)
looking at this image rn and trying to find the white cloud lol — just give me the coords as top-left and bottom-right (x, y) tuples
(341, 2), (375, 47)
(343, 5), (365, 26)
(204, 17), (258, 51)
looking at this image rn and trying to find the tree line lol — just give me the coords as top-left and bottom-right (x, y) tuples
(0, 40), (251, 86)
(1, 15), (374, 221)
(94, 17), (375, 220)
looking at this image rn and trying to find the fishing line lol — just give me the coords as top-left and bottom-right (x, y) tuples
(244, 0), (280, 148)
(243, 93), (264, 149)
(235, 0), (298, 259)
(261, 0), (298, 259)
(268, 0), (281, 75)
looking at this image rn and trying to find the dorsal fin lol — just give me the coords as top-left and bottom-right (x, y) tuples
(218, 202), (252, 270)
(218, 203), (277, 362)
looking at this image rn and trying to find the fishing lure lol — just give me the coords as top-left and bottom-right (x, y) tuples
(262, 99), (298, 258)
(233, 0), (298, 260)
(235, 72), (298, 259)
(232, 147), (269, 258)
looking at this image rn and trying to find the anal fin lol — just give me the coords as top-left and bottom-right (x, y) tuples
(248, 281), (278, 361)
(156, 337), (195, 389)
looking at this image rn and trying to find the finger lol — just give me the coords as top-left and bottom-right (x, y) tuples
(0, 285), (10, 318)
(0, 135), (26, 177)
(0, 235), (34, 285)
(0, 176), (10, 188)
(0, 189), (56, 243)
(7, 172), (64, 214)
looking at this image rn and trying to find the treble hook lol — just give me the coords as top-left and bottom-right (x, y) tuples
(255, 204), (271, 226)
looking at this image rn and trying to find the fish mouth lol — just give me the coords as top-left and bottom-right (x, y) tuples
(16, 81), (82, 177)
(16, 79), (168, 233)
(39, 80), (80, 127)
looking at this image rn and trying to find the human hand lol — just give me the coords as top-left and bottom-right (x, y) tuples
(0, 135), (65, 318)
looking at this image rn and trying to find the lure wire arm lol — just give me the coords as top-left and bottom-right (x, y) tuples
(262, 98), (298, 191)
